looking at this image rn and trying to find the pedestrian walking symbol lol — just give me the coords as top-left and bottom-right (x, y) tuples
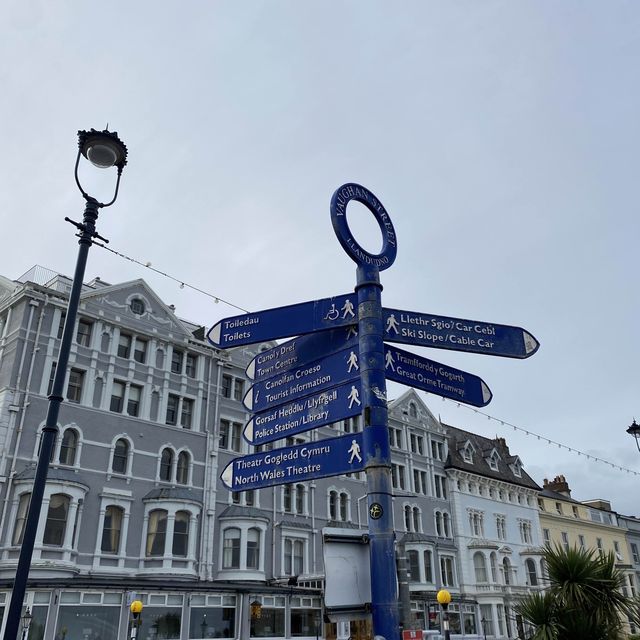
(348, 385), (361, 408)
(385, 313), (399, 334)
(348, 439), (362, 463)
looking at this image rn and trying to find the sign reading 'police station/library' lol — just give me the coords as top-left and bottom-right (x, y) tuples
(383, 307), (539, 359)
(383, 344), (492, 407)
(246, 326), (359, 382)
(243, 347), (361, 412)
(220, 432), (365, 491)
(244, 380), (363, 445)
(207, 293), (357, 349)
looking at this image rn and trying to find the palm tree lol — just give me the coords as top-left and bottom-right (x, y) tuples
(514, 544), (640, 640)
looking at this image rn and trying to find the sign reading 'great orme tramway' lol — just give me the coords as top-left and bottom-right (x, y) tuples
(207, 182), (539, 640)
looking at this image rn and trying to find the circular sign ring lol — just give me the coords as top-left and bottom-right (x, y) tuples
(330, 183), (397, 271)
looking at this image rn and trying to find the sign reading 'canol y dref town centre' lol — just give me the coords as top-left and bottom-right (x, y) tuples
(246, 326), (358, 382)
(244, 380), (363, 445)
(220, 432), (366, 491)
(207, 293), (357, 349)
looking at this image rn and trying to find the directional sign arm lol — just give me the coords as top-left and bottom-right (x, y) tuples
(207, 293), (358, 348)
(383, 344), (492, 407)
(382, 307), (539, 359)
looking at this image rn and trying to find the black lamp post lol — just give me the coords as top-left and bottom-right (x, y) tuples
(627, 419), (640, 453)
(481, 616), (487, 640)
(3, 128), (128, 640)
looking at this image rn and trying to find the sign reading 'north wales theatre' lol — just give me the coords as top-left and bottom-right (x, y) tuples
(220, 432), (365, 491)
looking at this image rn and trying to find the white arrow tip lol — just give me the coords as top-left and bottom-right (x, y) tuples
(243, 388), (254, 411)
(220, 463), (234, 489)
(208, 323), (222, 346)
(523, 331), (539, 355)
(246, 359), (255, 380)
(244, 419), (255, 443)
(481, 381), (493, 405)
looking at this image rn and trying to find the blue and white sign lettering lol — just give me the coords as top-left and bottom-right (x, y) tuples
(330, 183), (397, 270)
(220, 432), (366, 491)
(243, 347), (361, 412)
(246, 326), (359, 381)
(244, 380), (363, 445)
(207, 293), (357, 349)
(384, 344), (492, 407)
(383, 307), (539, 359)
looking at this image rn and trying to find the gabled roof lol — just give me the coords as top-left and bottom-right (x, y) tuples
(79, 278), (193, 337)
(443, 423), (540, 490)
(388, 388), (442, 430)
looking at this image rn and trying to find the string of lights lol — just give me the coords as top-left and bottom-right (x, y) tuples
(93, 240), (250, 314)
(95, 240), (639, 478)
(440, 397), (640, 477)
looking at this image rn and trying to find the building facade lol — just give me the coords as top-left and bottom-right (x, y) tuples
(443, 426), (543, 639)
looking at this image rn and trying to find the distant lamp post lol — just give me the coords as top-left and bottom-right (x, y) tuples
(2, 128), (128, 640)
(200, 614), (208, 639)
(130, 600), (143, 640)
(627, 419), (640, 453)
(20, 609), (31, 640)
(436, 590), (451, 640)
(481, 616), (487, 640)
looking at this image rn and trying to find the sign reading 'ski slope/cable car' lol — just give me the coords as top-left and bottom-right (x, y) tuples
(220, 432), (365, 491)
(384, 344), (492, 407)
(246, 326), (359, 382)
(244, 380), (363, 446)
(207, 293), (357, 349)
(383, 308), (539, 359)
(243, 347), (361, 412)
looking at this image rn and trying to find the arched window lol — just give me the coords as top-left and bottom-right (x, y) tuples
(503, 557), (512, 585)
(339, 493), (348, 521)
(329, 491), (338, 520)
(173, 510), (190, 557)
(283, 485), (293, 512)
(404, 506), (412, 531)
(223, 528), (241, 569)
(443, 512), (451, 537)
(177, 452), (190, 485)
(525, 558), (538, 586)
(43, 494), (70, 547)
(160, 448), (173, 481)
(435, 511), (443, 536)
(490, 552), (498, 582)
(409, 403), (418, 418)
(295, 484), (305, 514)
(112, 438), (129, 474)
(247, 528), (261, 569)
(101, 505), (124, 554)
(284, 539), (305, 576)
(473, 552), (488, 583)
(412, 507), (421, 532)
(12, 493), (31, 546)
(146, 509), (167, 556)
(59, 429), (78, 465)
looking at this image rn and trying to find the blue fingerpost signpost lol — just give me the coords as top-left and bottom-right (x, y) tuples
(208, 182), (539, 640)
(330, 183), (400, 640)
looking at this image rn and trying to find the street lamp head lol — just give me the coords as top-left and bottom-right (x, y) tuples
(21, 608), (32, 628)
(627, 419), (640, 452)
(436, 589), (451, 606)
(130, 600), (143, 616)
(78, 129), (128, 171)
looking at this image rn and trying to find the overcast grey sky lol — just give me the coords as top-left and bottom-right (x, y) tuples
(2, 2), (639, 514)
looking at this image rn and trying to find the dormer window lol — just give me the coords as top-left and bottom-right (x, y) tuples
(487, 450), (500, 471)
(462, 446), (473, 464)
(511, 462), (522, 477)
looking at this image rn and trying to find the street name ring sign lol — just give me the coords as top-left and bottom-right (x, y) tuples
(330, 183), (397, 270)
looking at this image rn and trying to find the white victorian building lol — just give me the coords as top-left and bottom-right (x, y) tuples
(443, 424), (543, 639)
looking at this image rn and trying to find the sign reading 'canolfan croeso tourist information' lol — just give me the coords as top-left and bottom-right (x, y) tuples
(246, 326), (359, 382)
(207, 293), (357, 348)
(243, 347), (361, 412)
(383, 307), (539, 359)
(243, 380), (363, 445)
(220, 432), (365, 491)
(383, 344), (492, 407)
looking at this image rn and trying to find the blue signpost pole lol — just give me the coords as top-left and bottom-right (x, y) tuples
(356, 263), (400, 640)
(330, 183), (400, 640)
